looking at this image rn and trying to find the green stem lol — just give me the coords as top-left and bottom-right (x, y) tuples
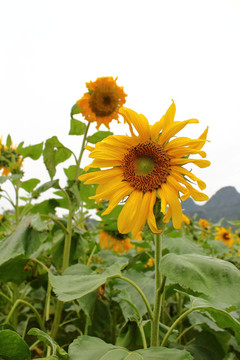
(161, 306), (205, 347)
(50, 123), (90, 339)
(50, 300), (64, 339)
(139, 322), (147, 349)
(175, 322), (202, 344)
(151, 232), (164, 347)
(0, 290), (12, 303)
(14, 183), (20, 225)
(40, 214), (68, 234)
(111, 274), (153, 320)
(5, 299), (45, 331)
(87, 244), (97, 266)
(74, 122), (91, 181)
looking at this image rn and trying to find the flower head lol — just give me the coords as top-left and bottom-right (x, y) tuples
(215, 226), (234, 247)
(198, 218), (211, 231)
(0, 136), (23, 176)
(99, 229), (140, 254)
(76, 77), (127, 129)
(79, 101), (210, 237)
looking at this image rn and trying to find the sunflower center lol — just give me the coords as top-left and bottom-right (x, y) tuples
(135, 157), (155, 175)
(223, 233), (230, 241)
(122, 141), (171, 192)
(89, 84), (119, 117)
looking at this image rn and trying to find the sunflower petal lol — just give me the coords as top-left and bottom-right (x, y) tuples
(147, 190), (163, 233)
(131, 191), (152, 238)
(118, 191), (143, 234)
(159, 119), (199, 145)
(119, 107), (150, 141)
(161, 183), (182, 229)
(102, 183), (134, 215)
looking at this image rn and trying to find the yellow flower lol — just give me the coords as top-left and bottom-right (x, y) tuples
(79, 101), (210, 237)
(76, 76), (127, 129)
(99, 229), (135, 254)
(145, 258), (155, 268)
(215, 226), (234, 247)
(198, 218), (211, 231)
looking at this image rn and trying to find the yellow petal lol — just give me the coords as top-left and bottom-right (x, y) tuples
(165, 137), (206, 150)
(158, 188), (167, 214)
(147, 190), (163, 233)
(118, 191), (143, 234)
(131, 191), (152, 238)
(159, 119), (199, 145)
(170, 158), (211, 168)
(91, 178), (125, 201)
(171, 166), (206, 190)
(191, 127), (209, 150)
(84, 158), (122, 170)
(161, 183), (182, 229)
(102, 183), (134, 215)
(119, 107), (150, 141)
(80, 167), (123, 185)
(167, 147), (207, 158)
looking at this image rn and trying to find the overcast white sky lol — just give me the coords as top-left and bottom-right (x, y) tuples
(0, 0), (240, 210)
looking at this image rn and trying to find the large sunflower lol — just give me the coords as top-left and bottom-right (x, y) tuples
(79, 101), (210, 237)
(76, 76), (127, 129)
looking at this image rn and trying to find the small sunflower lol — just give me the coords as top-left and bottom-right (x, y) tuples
(215, 226), (234, 247)
(99, 229), (136, 254)
(198, 218), (211, 231)
(79, 101), (210, 237)
(76, 76), (127, 129)
(145, 258), (155, 268)
(0, 136), (23, 176)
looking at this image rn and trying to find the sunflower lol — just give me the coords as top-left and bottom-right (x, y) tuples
(0, 136), (22, 176)
(79, 101), (210, 237)
(76, 77), (127, 130)
(198, 218), (210, 230)
(215, 226), (234, 247)
(99, 229), (140, 254)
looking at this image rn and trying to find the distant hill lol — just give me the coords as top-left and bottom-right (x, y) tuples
(182, 186), (240, 223)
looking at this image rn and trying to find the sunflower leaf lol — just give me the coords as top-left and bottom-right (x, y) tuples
(68, 335), (193, 360)
(160, 253), (240, 308)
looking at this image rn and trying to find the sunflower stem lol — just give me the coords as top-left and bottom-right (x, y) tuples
(151, 232), (165, 347)
(50, 123), (90, 339)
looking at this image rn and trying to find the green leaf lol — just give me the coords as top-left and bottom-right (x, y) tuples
(227, 220), (240, 227)
(162, 236), (204, 255)
(68, 335), (193, 360)
(69, 118), (86, 135)
(71, 103), (82, 116)
(17, 142), (43, 160)
(87, 131), (113, 144)
(0, 215), (47, 282)
(64, 165), (79, 180)
(160, 253), (240, 308)
(49, 261), (127, 302)
(20, 178), (41, 192)
(0, 176), (8, 184)
(0, 329), (30, 360)
(6, 134), (12, 147)
(29, 199), (60, 214)
(33, 180), (60, 198)
(28, 328), (68, 359)
(43, 136), (72, 179)
(114, 270), (155, 321)
(184, 294), (240, 343)
(186, 331), (225, 360)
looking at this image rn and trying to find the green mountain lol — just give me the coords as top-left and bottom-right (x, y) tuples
(182, 186), (240, 223)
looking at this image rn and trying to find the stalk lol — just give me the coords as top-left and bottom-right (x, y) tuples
(151, 232), (165, 347)
(50, 123), (90, 339)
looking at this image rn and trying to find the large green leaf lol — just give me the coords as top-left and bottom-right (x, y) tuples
(43, 136), (72, 179)
(160, 253), (240, 308)
(87, 131), (113, 144)
(17, 142), (43, 160)
(0, 329), (30, 360)
(162, 236), (204, 255)
(20, 178), (41, 193)
(114, 270), (155, 321)
(68, 335), (193, 360)
(49, 261), (127, 302)
(32, 179), (60, 198)
(0, 215), (47, 282)
(69, 118), (86, 135)
(183, 294), (240, 343)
